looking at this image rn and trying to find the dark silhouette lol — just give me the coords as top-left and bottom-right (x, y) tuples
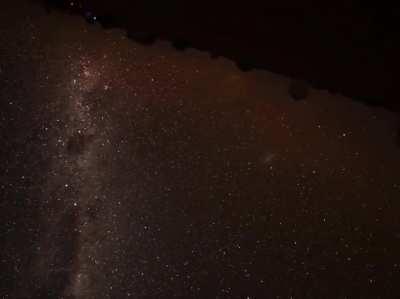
(288, 80), (309, 101)
(33, 0), (399, 112)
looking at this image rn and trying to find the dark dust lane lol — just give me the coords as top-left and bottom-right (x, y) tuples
(1, 1), (400, 298)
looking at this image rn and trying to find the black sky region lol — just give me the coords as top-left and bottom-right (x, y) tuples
(1, 1), (400, 298)
(38, 0), (400, 111)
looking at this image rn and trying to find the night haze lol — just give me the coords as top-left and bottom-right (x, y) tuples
(1, 1), (400, 298)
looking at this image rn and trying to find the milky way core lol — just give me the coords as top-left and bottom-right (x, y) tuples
(1, 1), (400, 298)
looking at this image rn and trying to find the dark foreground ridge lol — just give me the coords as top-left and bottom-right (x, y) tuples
(34, 0), (399, 111)
(2, 1), (400, 298)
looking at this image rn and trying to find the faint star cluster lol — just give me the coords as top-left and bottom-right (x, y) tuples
(1, 1), (400, 299)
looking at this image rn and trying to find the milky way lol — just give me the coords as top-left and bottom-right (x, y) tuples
(1, 1), (400, 298)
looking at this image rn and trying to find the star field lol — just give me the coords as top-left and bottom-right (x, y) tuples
(1, 1), (400, 298)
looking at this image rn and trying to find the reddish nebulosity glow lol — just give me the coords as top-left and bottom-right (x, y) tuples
(1, 1), (400, 298)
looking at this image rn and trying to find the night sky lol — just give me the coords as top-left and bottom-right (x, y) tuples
(1, 1), (400, 298)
